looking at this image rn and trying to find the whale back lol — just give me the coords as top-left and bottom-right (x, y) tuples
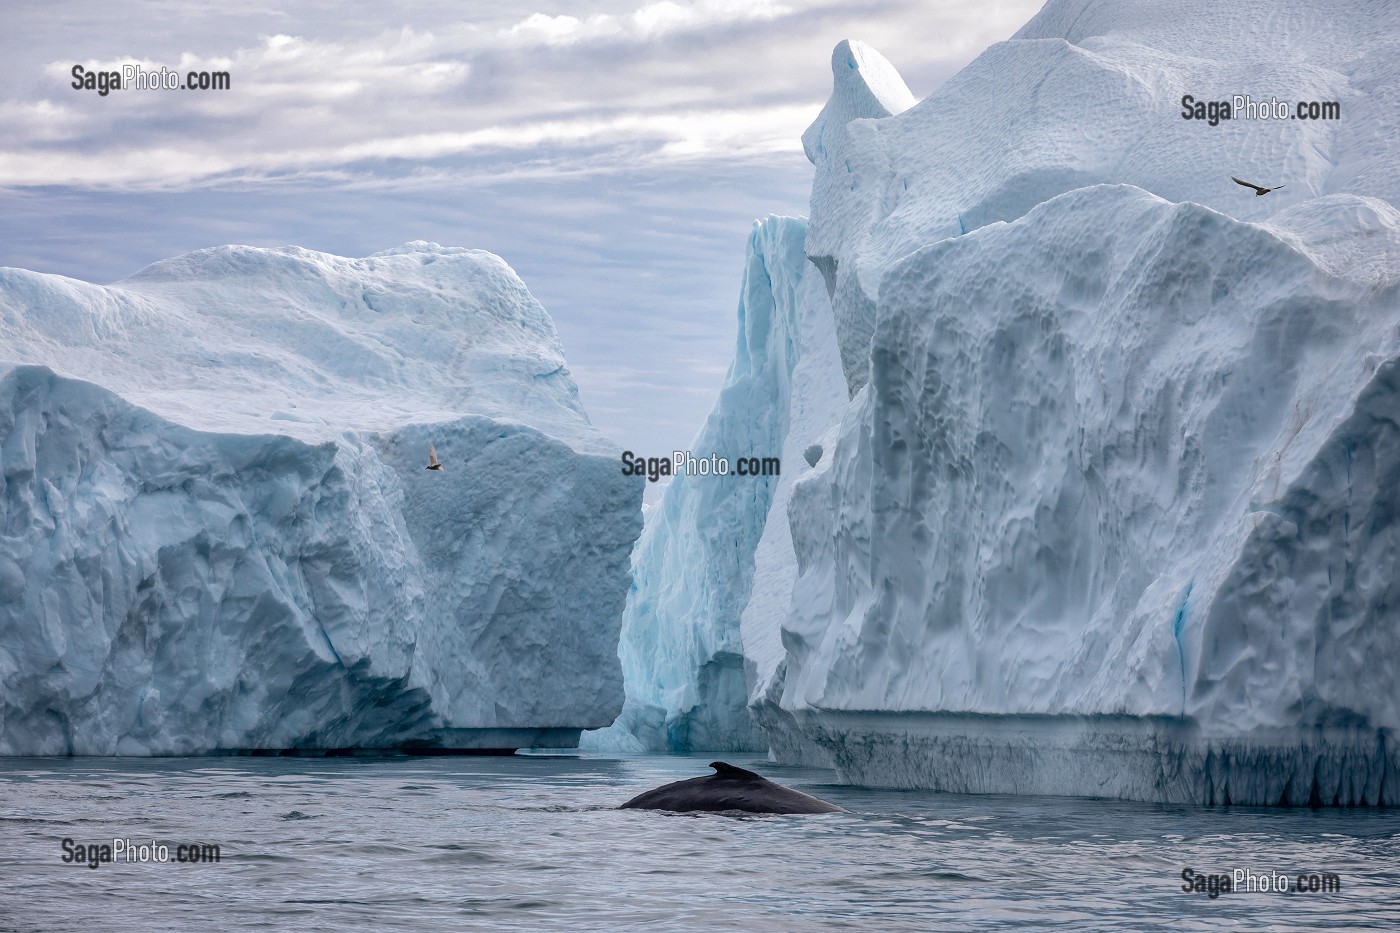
(619, 761), (846, 814)
(707, 761), (764, 780)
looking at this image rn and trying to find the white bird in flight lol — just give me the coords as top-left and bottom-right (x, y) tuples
(426, 445), (444, 472)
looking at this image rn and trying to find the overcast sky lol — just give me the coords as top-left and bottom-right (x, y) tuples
(0, 0), (1042, 466)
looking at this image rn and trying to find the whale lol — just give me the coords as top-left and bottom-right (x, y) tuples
(619, 761), (846, 814)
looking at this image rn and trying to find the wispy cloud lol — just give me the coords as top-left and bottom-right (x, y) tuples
(501, 0), (794, 47)
(0, 103), (817, 189)
(1, 0), (1040, 192)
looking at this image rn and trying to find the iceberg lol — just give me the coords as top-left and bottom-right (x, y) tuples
(766, 0), (1400, 804)
(781, 185), (1400, 805)
(0, 241), (642, 755)
(584, 216), (845, 753)
(610, 0), (1400, 805)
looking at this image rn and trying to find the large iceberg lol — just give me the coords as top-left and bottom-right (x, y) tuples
(618, 1), (1400, 805)
(782, 184), (1400, 805)
(770, 1), (1400, 805)
(0, 242), (642, 755)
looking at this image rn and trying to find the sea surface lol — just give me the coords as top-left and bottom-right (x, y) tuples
(1, 752), (1397, 931)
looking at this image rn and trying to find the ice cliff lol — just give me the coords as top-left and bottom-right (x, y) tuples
(777, 1), (1400, 805)
(784, 184), (1400, 805)
(0, 242), (642, 755)
(620, 1), (1400, 805)
(583, 217), (844, 753)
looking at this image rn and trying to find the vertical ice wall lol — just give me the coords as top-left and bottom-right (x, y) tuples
(585, 216), (844, 753)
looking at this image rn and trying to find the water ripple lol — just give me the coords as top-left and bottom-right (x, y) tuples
(1, 754), (1398, 931)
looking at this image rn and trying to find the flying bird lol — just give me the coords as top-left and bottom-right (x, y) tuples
(1231, 176), (1285, 196)
(426, 445), (444, 472)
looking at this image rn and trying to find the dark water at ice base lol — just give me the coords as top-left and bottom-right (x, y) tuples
(1, 753), (1398, 931)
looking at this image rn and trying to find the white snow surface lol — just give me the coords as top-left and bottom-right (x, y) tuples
(0, 241), (642, 755)
(768, 0), (1400, 803)
(815, 2), (1400, 396)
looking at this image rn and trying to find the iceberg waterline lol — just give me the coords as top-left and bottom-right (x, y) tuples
(0, 241), (642, 755)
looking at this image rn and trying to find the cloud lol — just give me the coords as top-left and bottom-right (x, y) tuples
(1, 0), (1042, 193)
(502, 0), (794, 47)
(0, 99), (84, 142)
(0, 105), (816, 189)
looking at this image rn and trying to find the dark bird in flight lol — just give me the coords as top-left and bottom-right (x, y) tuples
(1232, 176), (1285, 196)
(426, 445), (444, 472)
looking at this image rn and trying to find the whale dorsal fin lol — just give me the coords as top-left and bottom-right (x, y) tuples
(709, 761), (764, 780)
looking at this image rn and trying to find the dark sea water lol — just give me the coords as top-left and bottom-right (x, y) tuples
(1, 753), (1397, 931)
